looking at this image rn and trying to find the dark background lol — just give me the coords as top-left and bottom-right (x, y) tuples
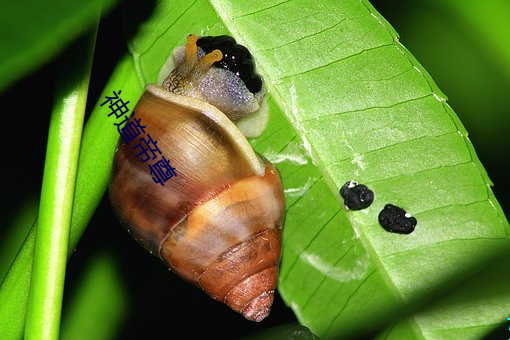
(1, 1), (508, 338)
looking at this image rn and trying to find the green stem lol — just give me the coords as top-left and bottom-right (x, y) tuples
(0, 54), (141, 340)
(24, 27), (97, 340)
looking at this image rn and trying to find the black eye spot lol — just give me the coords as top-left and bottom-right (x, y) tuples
(378, 204), (417, 234)
(339, 181), (374, 210)
(197, 35), (262, 94)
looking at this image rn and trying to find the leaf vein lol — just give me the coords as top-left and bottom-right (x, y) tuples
(234, 0), (293, 19)
(301, 243), (355, 312)
(381, 237), (508, 260)
(279, 43), (393, 80)
(332, 130), (459, 166)
(302, 94), (432, 123)
(282, 205), (341, 282)
(324, 268), (377, 335)
(258, 18), (347, 52)
(413, 199), (489, 217)
(366, 161), (474, 185)
(137, 0), (199, 57)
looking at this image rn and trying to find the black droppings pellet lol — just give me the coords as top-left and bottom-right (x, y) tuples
(339, 180), (374, 210)
(378, 204), (417, 234)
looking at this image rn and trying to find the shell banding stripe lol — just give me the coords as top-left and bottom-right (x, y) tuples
(200, 229), (280, 316)
(110, 146), (176, 250)
(159, 163), (284, 284)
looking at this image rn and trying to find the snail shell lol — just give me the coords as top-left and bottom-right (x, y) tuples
(109, 35), (285, 322)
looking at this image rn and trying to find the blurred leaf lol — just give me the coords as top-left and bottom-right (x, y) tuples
(241, 323), (318, 340)
(0, 198), (38, 282)
(430, 0), (510, 83)
(61, 253), (128, 340)
(0, 0), (117, 92)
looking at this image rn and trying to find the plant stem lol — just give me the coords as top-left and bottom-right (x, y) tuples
(24, 26), (98, 340)
(0, 54), (142, 340)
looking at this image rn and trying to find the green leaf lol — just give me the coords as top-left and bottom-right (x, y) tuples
(372, 0), (510, 198)
(428, 0), (510, 83)
(125, 0), (510, 338)
(0, 0), (117, 92)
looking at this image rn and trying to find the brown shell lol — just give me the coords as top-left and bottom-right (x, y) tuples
(109, 86), (285, 321)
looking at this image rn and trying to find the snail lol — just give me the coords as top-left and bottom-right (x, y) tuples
(109, 34), (285, 322)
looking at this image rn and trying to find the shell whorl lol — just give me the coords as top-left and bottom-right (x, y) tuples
(160, 162), (284, 321)
(109, 86), (285, 321)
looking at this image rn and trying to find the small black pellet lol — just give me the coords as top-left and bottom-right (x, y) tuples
(339, 181), (374, 210)
(378, 204), (417, 234)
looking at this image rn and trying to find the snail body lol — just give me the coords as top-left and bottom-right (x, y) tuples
(110, 35), (285, 321)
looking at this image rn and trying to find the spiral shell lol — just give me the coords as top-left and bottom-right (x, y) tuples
(110, 84), (285, 321)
